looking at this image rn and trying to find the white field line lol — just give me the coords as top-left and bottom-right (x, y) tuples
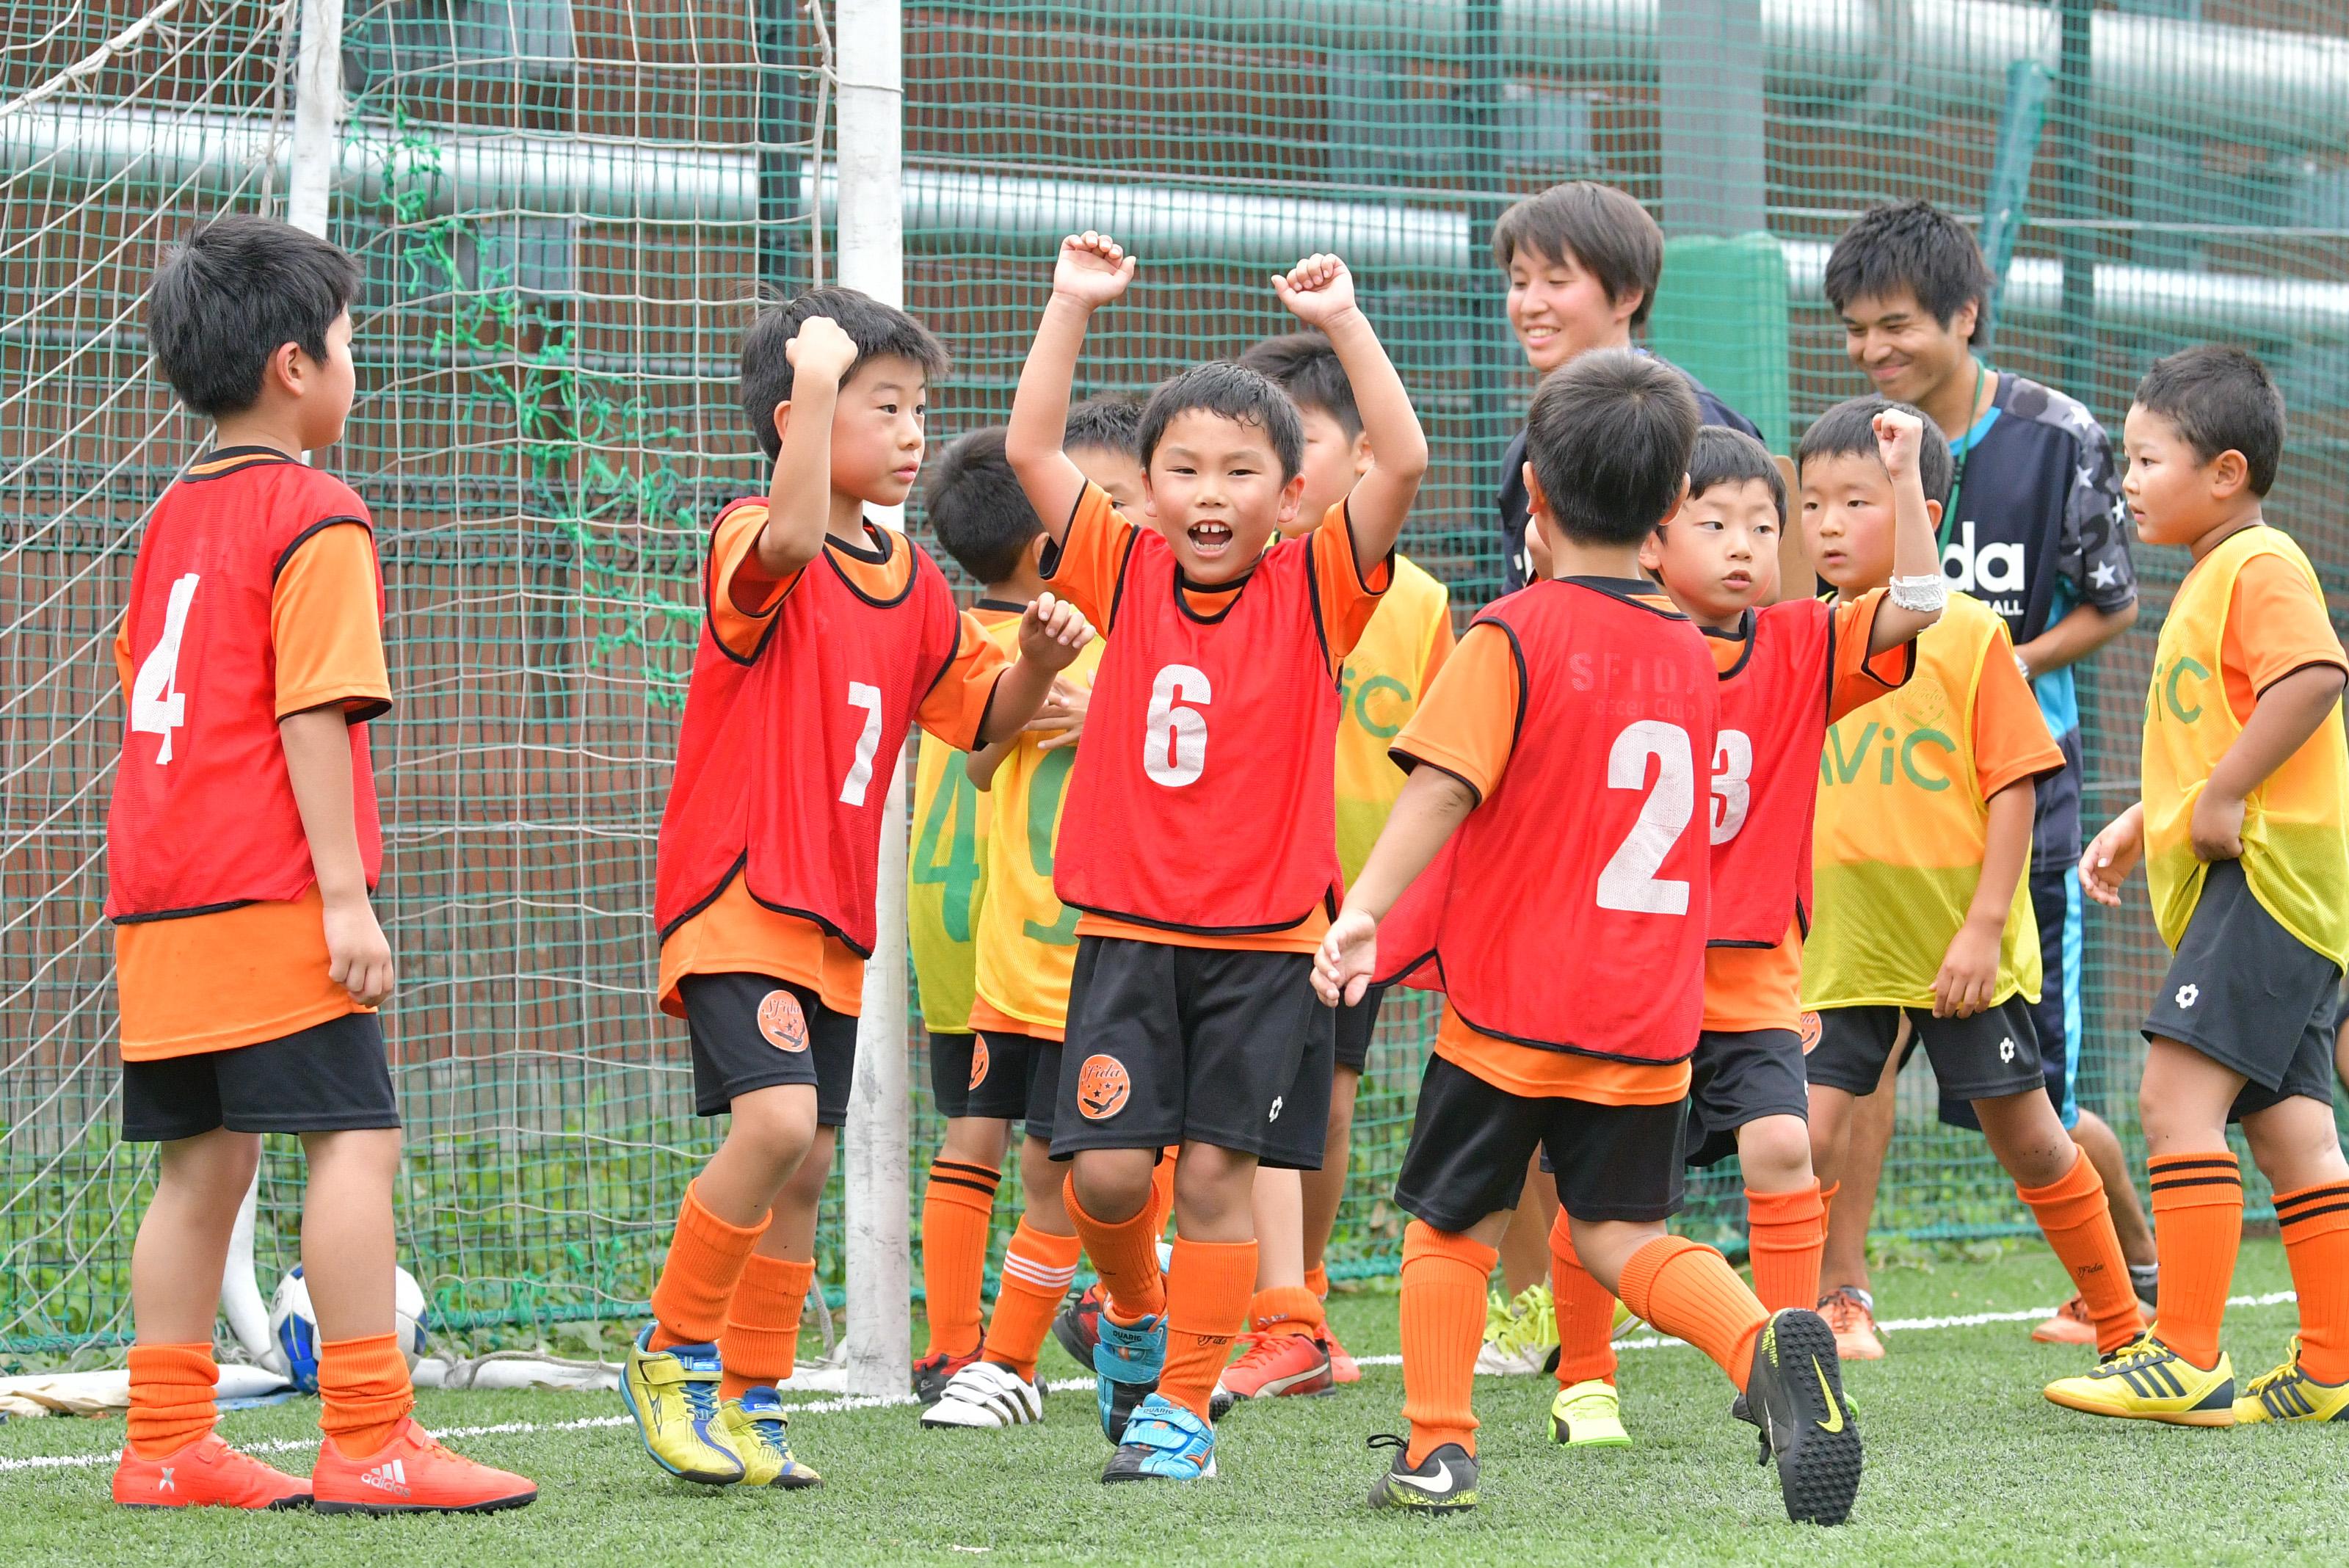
(0, 1290), (2301, 1478)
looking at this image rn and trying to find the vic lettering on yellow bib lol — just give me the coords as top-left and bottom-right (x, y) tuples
(973, 616), (1103, 1037)
(2143, 525), (2349, 968)
(1804, 592), (2050, 1010)
(1335, 556), (1453, 887)
(908, 605), (1018, 1033)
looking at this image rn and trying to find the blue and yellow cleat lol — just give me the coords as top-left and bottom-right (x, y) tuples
(1101, 1393), (1216, 1482)
(2232, 1338), (2349, 1425)
(2043, 1333), (2234, 1426)
(1093, 1310), (1166, 1444)
(619, 1324), (745, 1486)
(716, 1385), (821, 1488)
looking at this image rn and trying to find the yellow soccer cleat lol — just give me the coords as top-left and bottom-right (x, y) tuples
(2043, 1334), (2234, 1426)
(717, 1386), (822, 1488)
(620, 1324), (747, 1484)
(2232, 1338), (2349, 1425)
(1549, 1379), (1632, 1448)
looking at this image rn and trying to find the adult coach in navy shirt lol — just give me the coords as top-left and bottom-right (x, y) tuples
(1490, 181), (1765, 592)
(1812, 199), (2157, 1357)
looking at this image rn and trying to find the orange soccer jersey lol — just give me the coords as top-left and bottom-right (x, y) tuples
(656, 507), (1006, 1015)
(1042, 484), (1388, 955)
(1697, 589), (1911, 1034)
(112, 471), (391, 1061)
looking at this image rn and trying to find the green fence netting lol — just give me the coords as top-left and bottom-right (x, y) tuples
(4, 0), (2346, 1362)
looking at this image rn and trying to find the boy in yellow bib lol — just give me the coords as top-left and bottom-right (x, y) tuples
(1209, 331), (1456, 1410)
(2048, 346), (2349, 1426)
(1798, 396), (2146, 1363)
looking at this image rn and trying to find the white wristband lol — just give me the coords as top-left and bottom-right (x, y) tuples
(1889, 573), (1947, 612)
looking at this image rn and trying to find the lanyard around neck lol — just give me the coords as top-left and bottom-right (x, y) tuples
(1937, 360), (1992, 551)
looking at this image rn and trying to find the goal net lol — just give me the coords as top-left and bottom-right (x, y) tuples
(5, 0), (2346, 1366)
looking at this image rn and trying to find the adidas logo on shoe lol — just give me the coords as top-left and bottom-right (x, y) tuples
(358, 1458), (413, 1497)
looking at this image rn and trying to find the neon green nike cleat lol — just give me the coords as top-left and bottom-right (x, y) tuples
(1550, 1379), (1631, 1447)
(619, 1324), (744, 1485)
(1475, 1284), (1556, 1376)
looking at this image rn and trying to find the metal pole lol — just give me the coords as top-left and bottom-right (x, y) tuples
(834, 0), (911, 1403)
(1459, 0), (1516, 602)
(2054, 0), (2096, 394)
(286, 0), (342, 238)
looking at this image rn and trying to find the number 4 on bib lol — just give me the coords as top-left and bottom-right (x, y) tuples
(131, 573), (200, 764)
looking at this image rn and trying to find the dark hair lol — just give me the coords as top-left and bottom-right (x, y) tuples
(926, 427), (1041, 585)
(2134, 345), (2286, 497)
(740, 286), (949, 460)
(1235, 331), (1358, 438)
(1489, 181), (1663, 330)
(1135, 362), (1304, 480)
(1822, 200), (1997, 343)
(148, 214), (360, 417)
(1062, 393), (1142, 457)
(1685, 426), (1785, 523)
(1524, 349), (1699, 547)
(1796, 395), (1955, 509)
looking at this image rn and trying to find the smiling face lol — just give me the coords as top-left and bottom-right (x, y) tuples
(1142, 408), (1304, 581)
(1641, 476), (1781, 628)
(1505, 242), (1639, 374)
(825, 352), (929, 507)
(1801, 449), (1939, 597)
(1839, 286), (1976, 411)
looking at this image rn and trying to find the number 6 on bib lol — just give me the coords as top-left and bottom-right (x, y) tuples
(1142, 664), (1210, 787)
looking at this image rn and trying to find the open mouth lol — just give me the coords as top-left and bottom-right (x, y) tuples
(1723, 570), (1753, 590)
(1186, 520), (1234, 557)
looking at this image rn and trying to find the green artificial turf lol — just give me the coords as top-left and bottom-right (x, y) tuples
(4, 1238), (2342, 1567)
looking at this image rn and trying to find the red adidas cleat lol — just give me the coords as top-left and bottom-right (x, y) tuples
(311, 1417), (537, 1514)
(1325, 1319), (1360, 1385)
(112, 1433), (311, 1510)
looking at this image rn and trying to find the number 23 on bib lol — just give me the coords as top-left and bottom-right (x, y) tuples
(1403, 581), (1717, 1064)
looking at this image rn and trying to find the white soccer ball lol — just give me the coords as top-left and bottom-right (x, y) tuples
(265, 1264), (431, 1392)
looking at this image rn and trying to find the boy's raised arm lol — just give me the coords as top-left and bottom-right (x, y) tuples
(755, 315), (860, 581)
(1006, 233), (1138, 545)
(1866, 407), (1947, 654)
(1271, 254), (1428, 579)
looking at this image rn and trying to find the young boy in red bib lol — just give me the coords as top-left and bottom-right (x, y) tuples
(1319, 350), (1862, 1525)
(1005, 233), (1428, 1482)
(622, 290), (1094, 1491)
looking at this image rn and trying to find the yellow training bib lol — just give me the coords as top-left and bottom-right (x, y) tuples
(1335, 555), (1453, 888)
(1804, 593), (2043, 1010)
(2143, 525), (2349, 967)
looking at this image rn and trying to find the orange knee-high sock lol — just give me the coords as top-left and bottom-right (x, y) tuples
(1619, 1235), (1769, 1393)
(2147, 1152), (2242, 1369)
(126, 1343), (217, 1459)
(1147, 1149), (1179, 1238)
(921, 1159), (1001, 1360)
(1248, 1285), (1326, 1339)
(1549, 1210), (1619, 1387)
(318, 1333), (415, 1457)
(1746, 1183), (1828, 1314)
(983, 1220), (1083, 1382)
(2019, 1148), (2143, 1355)
(2275, 1178), (2349, 1383)
(1305, 1263), (1330, 1300)
(1065, 1175), (1167, 1323)
(1399, 1221), (1496, 1464)
(1158, 1238), (1259, 1420)
(720, 1253), (813, 1401)
(649, 1180), (769, 1351)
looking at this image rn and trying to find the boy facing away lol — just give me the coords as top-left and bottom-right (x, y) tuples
(1544, 421), (1939, 1448)
(1212, 330), (1456, 1412)
(1798, 396), (2146, 1362)
(624, 289), (1092, 1490)
(1320, 350), (1862, 1525)
(917, 426), (1108, 1430)
(2047, 346), (2349, 1426)
(911, 402), (1141, 1407)
(1005, 233), (1428, 1482)
(109, 215), (533, 1514)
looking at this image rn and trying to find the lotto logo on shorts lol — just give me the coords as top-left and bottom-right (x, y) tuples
(1798, 1012), (1823, 1054)
(1076, 1054), (1130, 1120)
(969, 1037), (991, 1089)
(758, 990), (810, 1053)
